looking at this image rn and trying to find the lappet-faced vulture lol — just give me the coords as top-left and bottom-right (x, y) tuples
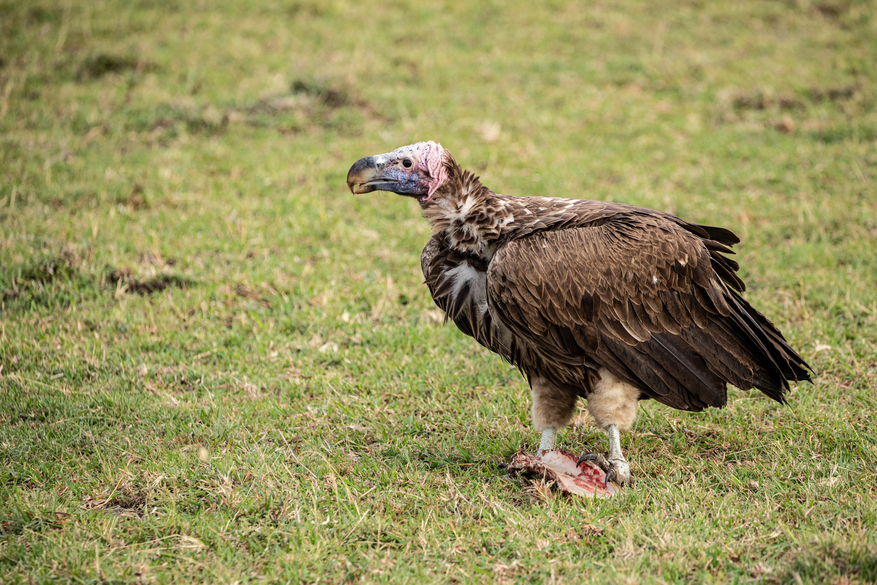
(347, 141), (811, 484)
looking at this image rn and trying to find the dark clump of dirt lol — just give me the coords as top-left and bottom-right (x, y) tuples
(290, 78), (352, 108)
(286, 1), (325, 17)
(82, 489), (148, 519)
(731, 84), (858, 114)
(808, 85), (858, 103)
(108, 268), (193, 295)
(127, 275), (190, 294)
(732, 90), (799, 111)
(76, 53), (156, 81)
(107, 492), (148, 516)
(287, 77), (389, 120)
(117, 183), (150, 210)
(234, 283), (272, 307)
(813, 0), (849, 19)
(24, 6), (61, 24)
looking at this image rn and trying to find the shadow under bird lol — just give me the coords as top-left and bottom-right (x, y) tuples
(347, 141), (812, 485)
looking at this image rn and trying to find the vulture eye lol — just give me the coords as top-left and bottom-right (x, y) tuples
(402, 158), (413, 168)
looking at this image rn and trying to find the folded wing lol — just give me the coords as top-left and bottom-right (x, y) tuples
(486, 210), (811, 411)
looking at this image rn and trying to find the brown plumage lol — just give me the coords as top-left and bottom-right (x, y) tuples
(348, 141), (811, 484)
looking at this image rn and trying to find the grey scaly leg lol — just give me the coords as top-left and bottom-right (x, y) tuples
(605, 424), (631, 484)
(538, 427), (557, 453)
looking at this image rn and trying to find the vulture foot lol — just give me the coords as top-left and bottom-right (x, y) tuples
(577, 452), (631, 486)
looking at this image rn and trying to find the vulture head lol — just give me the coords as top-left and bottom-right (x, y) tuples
(347, 141), (452, 205)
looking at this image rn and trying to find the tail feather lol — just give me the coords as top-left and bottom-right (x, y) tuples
(724, 289), (812, 402)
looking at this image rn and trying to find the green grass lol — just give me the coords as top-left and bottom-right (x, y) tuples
(1, 0), (876, 582)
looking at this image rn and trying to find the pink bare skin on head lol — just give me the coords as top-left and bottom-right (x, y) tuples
(394, 140), (448, 199)
(420, 141), (448, 198)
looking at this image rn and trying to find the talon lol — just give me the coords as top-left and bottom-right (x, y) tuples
(577, 452), (609, 471)
(576, 452), (597, 466)
(605, 458), (631, 486)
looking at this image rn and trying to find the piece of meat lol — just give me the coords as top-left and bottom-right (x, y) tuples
(506, 449), (621, 498)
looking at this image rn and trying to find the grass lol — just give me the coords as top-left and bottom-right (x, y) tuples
(1, 0), (876, 582)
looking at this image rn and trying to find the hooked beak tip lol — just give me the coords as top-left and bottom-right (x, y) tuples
(347, 156), (377, 193)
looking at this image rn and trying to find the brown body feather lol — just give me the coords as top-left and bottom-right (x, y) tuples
(421, 163), (811, 412)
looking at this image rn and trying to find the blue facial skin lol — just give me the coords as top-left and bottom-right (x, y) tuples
(380, 165), (429, 196)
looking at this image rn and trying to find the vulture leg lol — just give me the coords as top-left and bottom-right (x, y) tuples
(605, 424), (631, 485)
(579, 368), (639, 485)
(538, 427), (557, 452)
(530, 377), (578, 454)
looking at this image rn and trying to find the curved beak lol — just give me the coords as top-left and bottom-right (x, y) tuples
(347, 155), (395, 194)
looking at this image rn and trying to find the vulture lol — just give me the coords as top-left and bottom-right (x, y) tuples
(347, 141), (811, 484)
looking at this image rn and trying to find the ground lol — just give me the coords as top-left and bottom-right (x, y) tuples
(1, 0), (876, 583)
